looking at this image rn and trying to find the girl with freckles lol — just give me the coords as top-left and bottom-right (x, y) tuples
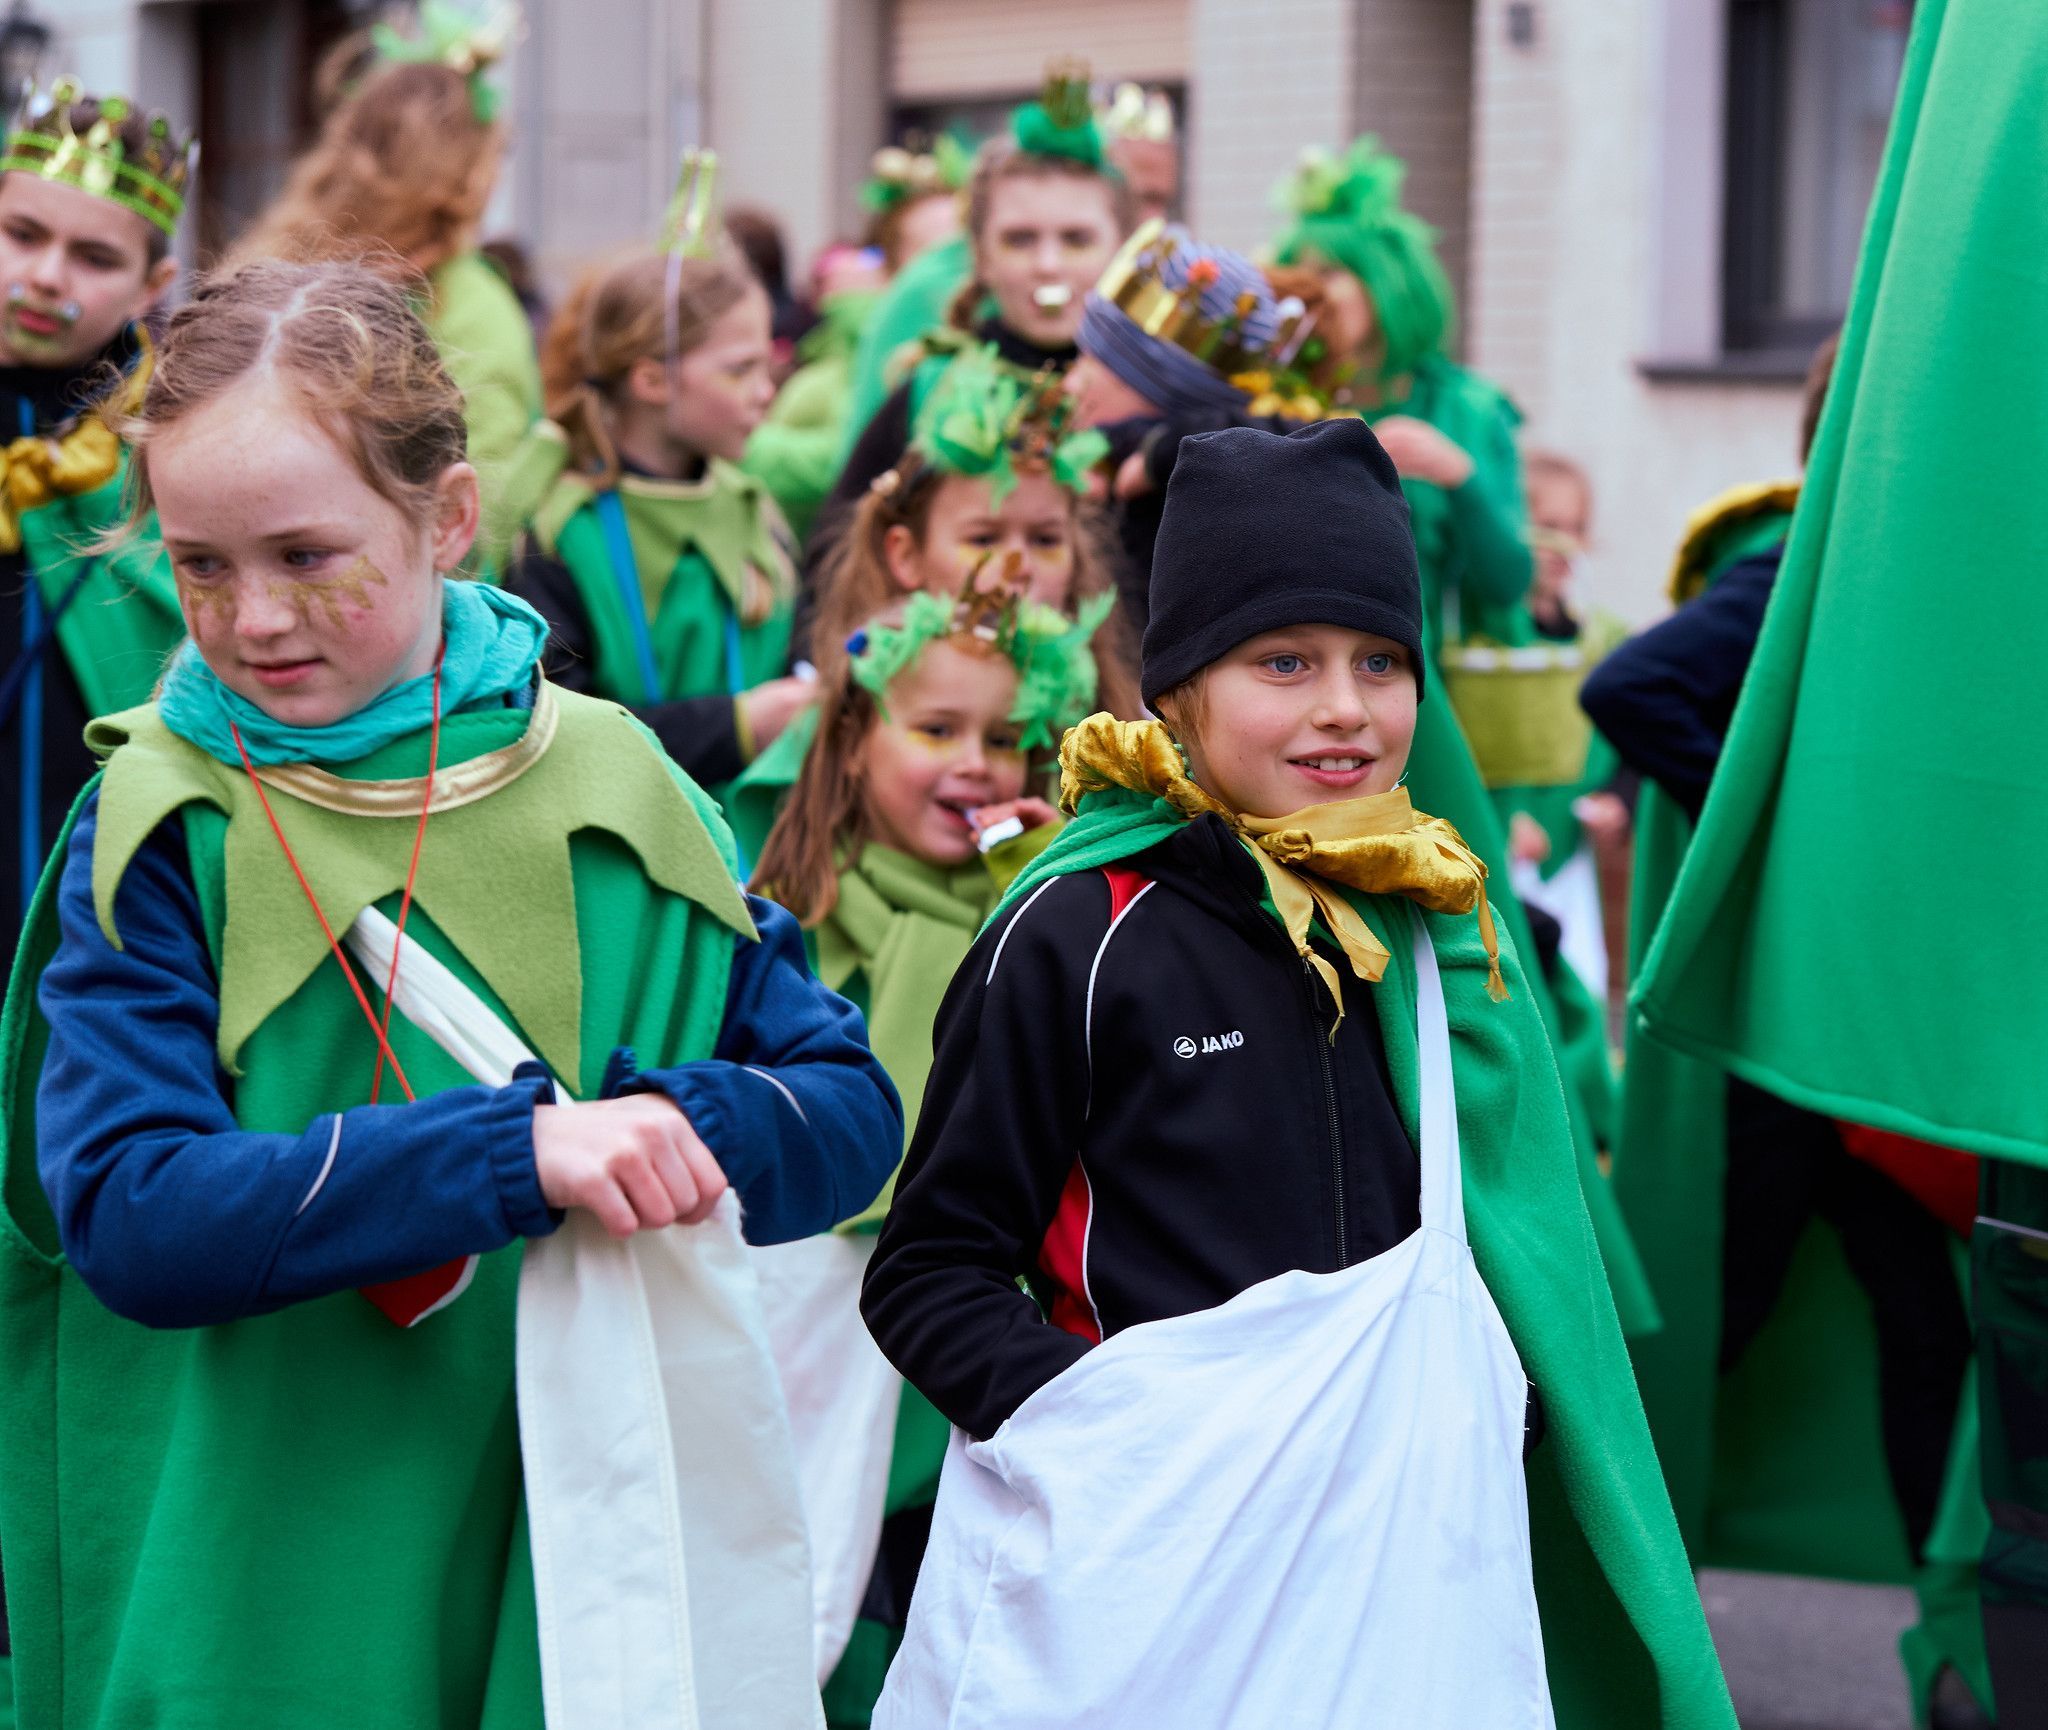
(862, 419), (1736, 1728)
(0, 258), (901, 1728)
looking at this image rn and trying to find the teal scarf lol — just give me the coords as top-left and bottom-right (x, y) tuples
(158, 580), (548, 766)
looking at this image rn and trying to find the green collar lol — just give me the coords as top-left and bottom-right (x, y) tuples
(86, 682), (752, 1079)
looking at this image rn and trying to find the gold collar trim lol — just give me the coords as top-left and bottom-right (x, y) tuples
(250, 680), (560, 817)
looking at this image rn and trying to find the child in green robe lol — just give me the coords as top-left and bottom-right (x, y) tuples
(864, 418), (1733, 1728)
(730, 344), (1137, 869)
(235, 18), (544, 570)
(751, 577), (1105, 1728)
(0, 257), (901, 1730)
(502, 245), (817, 797)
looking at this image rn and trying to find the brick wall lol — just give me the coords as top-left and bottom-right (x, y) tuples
(1185, 0), (1353, 252)
(1354, 0), (1474, 351)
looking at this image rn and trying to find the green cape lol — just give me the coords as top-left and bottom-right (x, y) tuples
(841, 234), (971, 457)
(19, 459), (184, 718)
(1634, 0), (2048, 1172)
(993, 788), (1734, 1729)
(0, 688), (751, 1730)
(426, 251), (546, 574)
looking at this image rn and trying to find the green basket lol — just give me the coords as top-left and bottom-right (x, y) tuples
(1440, 641), (1595, 789)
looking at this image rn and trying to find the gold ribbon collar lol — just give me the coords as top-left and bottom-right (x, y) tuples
(0, 413), (122, 552)
(1059, 714), (1507, 1030)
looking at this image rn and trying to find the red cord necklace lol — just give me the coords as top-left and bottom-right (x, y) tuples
(231, 644), (445, 1104)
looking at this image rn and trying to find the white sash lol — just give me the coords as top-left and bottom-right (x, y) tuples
(751, 1233), (903, 1681)
(346, 907), (822, 1730)
(875, 910), (1553, 1729)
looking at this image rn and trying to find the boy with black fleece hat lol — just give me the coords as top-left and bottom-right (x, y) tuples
(862, 417), (1734, 1729)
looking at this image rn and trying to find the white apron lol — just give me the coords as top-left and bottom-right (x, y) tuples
(346, 908), (823, 1730)
(751, 1231), (904, 1681)
(875, 911), (1553, 1730)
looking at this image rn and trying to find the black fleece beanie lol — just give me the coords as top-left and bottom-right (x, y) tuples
(1140, 416), (1425, 706)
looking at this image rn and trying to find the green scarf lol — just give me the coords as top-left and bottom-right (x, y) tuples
(156, 580), (547, 766)
(818, 843), (998, 1229)
(995, 788), (1735, 1729)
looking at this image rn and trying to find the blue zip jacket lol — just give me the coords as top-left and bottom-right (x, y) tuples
(35, 791), (902, 1329)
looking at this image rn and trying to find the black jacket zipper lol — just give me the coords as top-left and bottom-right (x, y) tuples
(1206, 823), (1354, 1274)
(1307, 960), (1349, 1269)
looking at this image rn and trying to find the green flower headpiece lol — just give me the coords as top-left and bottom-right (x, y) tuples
(1011, 57), (1113, 173)
(847, 578), (1115, 753)
(860, 135), (971, 215)
(1271, 134), (1454, 383)
(370, 0), (517, 124)
(909, 345), (1109, 506)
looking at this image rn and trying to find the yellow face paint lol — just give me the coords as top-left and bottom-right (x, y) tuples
(265, 555), (391, 630)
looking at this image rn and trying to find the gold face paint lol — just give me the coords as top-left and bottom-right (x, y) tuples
(265, 555), (391, 630)
(175, 575), (236, 626)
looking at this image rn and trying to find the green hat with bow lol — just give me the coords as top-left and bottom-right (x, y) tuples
(907, 343), (1109, 505)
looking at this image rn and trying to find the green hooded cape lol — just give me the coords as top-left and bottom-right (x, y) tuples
(989, 789), (1735, 1728)
(0, 688), (753, 1730)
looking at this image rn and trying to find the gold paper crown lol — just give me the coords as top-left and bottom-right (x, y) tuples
(1092, 218), (1308, 379)
(0, 78), (197, 238)
(1039, 58), (1095, 132)
(661, 148), (721, 259)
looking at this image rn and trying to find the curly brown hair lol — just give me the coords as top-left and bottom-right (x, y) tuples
(233, 55), (501, 280)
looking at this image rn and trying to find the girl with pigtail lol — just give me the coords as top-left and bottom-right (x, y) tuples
(503, 241), (816, 795)
(728, 345), (1138, 867)
(749, 573), (1110, 1729)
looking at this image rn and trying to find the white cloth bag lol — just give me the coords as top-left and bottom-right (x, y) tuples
(346, 908), (823, 1730)
(751, 1232), (903, 1681)
(875, 911), (1553, 1730)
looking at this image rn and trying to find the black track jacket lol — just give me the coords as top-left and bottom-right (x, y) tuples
(862, 813), (1423, 1442)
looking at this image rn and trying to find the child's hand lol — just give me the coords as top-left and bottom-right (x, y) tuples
(741, 676), (819, 752)
(970, 797), (1060, 839)
(1508, 810), (1552, 866)
(532, 1094), (729, 1238)
(1371, 416), (1476, 490)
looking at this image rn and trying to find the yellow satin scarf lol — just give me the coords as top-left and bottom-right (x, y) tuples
(0, 412), (122, 553)
(0, 334), (151, 554)
(1060, 713), (1507, 1030)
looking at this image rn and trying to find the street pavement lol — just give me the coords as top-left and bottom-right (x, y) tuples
(1702, 1569), (1917, 1730)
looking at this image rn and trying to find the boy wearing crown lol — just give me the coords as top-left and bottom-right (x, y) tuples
(0, 81), (190, 954)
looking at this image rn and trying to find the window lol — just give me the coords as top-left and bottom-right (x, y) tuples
(1722, 0), (1910, 356)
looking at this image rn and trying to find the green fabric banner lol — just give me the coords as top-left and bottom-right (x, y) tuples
(1635, 0), (2048, 1171)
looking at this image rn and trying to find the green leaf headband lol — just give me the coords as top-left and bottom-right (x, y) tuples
(847, 583), (1115, 753)
(909, 345), (1109, 506)
(369, 0), (518, 124)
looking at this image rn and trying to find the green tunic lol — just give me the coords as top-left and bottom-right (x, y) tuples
(0, 688), (753, 1730)
(426, 252), (546, 573)
(531, 465), (796, 793)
